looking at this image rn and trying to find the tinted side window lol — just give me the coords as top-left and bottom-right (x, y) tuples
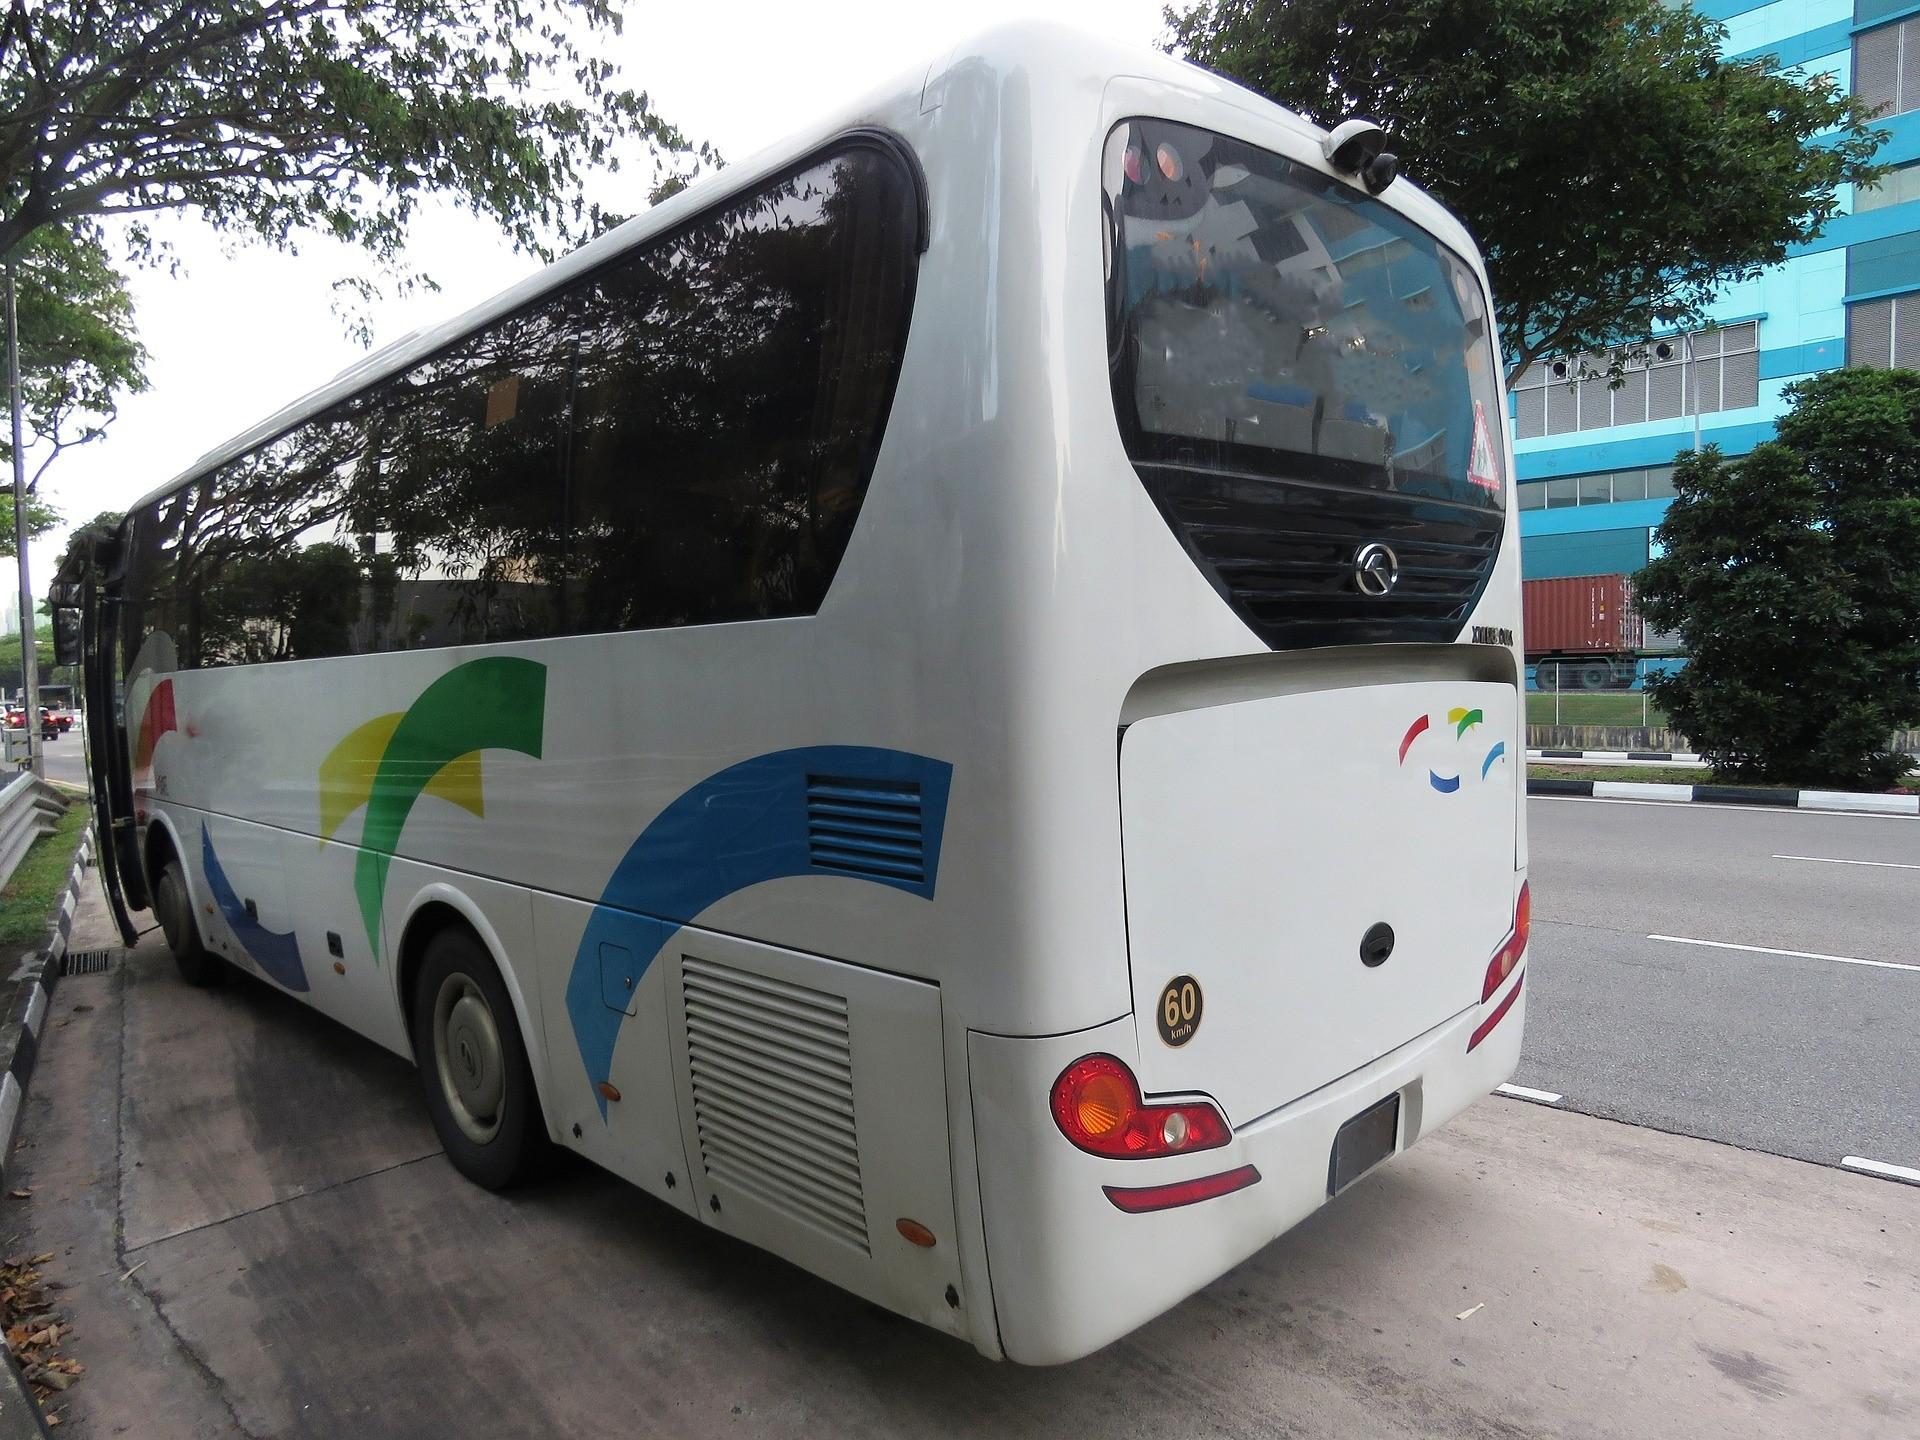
(561, 146), (918, 631)
(123, 137), (919, 673)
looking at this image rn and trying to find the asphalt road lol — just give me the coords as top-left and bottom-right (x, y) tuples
(1516, 796), (1919, 1175)
(14, 878), (1917, 1438)
(26, 724), (87, 790)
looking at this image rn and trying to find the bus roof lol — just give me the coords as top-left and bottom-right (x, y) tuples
(130, 21), (1484, 518)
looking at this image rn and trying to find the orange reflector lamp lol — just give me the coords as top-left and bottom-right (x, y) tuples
(1049, 1054), (1229, 1159)
(895, 1219), (937, 1248)
(1103, 1165), (1261, 1214)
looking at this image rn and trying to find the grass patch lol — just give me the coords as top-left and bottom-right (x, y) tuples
(0, 797), (85, 949)
(1529, 764), (1920, 794)
(1525, 693), (1670, 727)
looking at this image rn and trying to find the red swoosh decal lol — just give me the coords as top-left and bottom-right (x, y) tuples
(1398, 714), (1430, 765)
(134, 679), (177, 771)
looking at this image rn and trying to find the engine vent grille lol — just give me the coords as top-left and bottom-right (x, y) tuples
(806, 776), (925, 884)
(682, 956), (869, 1254)
(1138, 463), (1503, 650)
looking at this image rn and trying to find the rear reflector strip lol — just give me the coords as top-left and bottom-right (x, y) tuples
(1467, 965), (1525, 1052)
(1102, 1164), (1261, 1214)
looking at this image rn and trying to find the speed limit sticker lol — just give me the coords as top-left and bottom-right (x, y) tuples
(1156, 975), (1203, 1047)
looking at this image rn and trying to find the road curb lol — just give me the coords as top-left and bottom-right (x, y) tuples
(1531, 748), (1704, 764)
(1526, 780), (1919, 815)
(0, 820), (91, 1438)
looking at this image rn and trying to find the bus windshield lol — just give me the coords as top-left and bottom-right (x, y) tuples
(1104, 118), (1506, 508)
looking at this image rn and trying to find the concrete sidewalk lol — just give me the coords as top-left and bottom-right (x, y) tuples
(6, 875), (1916, 1438)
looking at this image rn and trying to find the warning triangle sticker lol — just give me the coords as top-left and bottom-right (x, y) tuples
(1467, 400), (1500, 492)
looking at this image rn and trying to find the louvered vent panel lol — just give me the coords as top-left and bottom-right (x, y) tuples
(683, 956), (870, 1254)
(806, 777), (924, 884)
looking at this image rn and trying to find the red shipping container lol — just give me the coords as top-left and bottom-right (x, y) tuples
(1522, 574), (1643, 656)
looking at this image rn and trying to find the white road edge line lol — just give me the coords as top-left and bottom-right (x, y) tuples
(1772, 854), (1920, 870)
(1530, 796), (1907, 818)
(1841, 1156), (1920, 1185)
(1647, 934), (1920, 973)
(1496, 1083), (1563, 1105)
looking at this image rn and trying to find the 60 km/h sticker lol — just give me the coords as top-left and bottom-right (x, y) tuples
(1157, 975), (1203, 1047)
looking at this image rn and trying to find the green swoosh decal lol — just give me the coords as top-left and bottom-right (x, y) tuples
(352, 657), (547, 951)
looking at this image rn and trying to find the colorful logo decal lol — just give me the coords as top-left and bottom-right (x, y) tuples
(1399, 706), (1506, 793)
(566, 746), (952, 1119)
(318, 657), (547, 953)
(201, 822), (309, 992)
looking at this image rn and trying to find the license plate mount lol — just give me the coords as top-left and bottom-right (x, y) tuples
(1328, 1091), (1401, 1197)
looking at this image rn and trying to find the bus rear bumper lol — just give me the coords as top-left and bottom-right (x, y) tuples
(967, 984), (1526, 1365)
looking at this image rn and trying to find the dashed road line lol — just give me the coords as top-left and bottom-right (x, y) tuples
(1772, 854), (1920, 870)
(1496, 1083), (1563, 1105)
(1647, 934), (1920, 974)
(1841, 1156), (1920, 1186)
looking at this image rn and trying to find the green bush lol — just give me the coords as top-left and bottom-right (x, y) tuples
(1637, 370), (1920, 787)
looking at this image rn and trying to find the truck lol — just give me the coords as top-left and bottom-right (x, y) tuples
(1522, 573), (1670, 691)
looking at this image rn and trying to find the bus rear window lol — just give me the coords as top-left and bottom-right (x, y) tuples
(1103, 119), (1505, 508)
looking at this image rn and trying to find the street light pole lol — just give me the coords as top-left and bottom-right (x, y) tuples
(5, 261), (41, 779)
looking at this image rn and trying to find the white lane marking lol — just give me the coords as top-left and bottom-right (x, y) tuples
(1842, 1156), (1920, 1185)
(1647, 934), (1920, 974)
(1496, 1083), (1563, 1104)
(1772, 854), (1920, 871)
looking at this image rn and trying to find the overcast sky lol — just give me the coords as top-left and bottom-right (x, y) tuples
(8, 0), (1172, 611)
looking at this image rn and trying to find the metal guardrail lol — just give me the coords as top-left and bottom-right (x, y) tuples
(0, 768), (65, 890)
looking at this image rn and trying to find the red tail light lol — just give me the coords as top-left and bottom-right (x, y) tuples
(1049, 1054), (1230, 1159)
(1481, 880), (1530, 1002)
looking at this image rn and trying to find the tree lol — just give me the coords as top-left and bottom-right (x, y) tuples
(0, 1), (709, 271)
(1164, 0), (1884, 381)
(0, 489), (56, 558)
(5, 224), (148, 486)
(1636, 370), (1920, 787)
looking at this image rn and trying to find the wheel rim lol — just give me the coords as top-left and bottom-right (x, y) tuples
(433, 973), (505, 1145)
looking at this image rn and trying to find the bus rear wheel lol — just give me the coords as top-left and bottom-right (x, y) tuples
(409, 926), (551, 1190)
(154, 855), (224, 987)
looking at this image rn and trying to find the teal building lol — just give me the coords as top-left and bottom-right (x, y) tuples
(1515, 0), (1920, 580)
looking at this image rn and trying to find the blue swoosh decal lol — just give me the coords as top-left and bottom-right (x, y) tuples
(1429, 771), (1461, 793)
(201, 823), (309, 992)
(566, 746), (952, 1117)
(1481, 741), (1507, 779)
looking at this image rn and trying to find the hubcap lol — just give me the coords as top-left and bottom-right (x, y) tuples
(433, 974), (504, 1145)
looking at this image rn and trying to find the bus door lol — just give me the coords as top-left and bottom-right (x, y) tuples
(52, 530), (140, 945)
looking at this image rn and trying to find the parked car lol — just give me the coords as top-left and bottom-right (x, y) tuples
(3, 706), (59, 740)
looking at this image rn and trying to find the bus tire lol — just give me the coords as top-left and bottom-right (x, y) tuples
(410, 926), (551, 1191)
(155, 855), (225, 987)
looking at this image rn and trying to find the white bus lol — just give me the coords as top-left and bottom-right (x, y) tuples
(55, 24), (1529, 1365)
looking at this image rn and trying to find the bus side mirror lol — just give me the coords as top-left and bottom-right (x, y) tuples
(52, 607), (82, 667)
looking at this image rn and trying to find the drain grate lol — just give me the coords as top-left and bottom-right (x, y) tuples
(61, 948), (121, 977)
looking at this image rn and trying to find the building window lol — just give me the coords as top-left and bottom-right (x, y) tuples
(1846, 291), (1920, 368)
(1512, 322), (1759, 439)
(1517, 466), (1680, 512)
(1854, 160), (1920, 212)
(1854, 17), (1920, 119)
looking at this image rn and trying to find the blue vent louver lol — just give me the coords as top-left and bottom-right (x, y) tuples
(806, 776), (926, 883)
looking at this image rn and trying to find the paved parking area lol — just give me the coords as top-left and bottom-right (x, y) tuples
(8, 875), (1917, 1439)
